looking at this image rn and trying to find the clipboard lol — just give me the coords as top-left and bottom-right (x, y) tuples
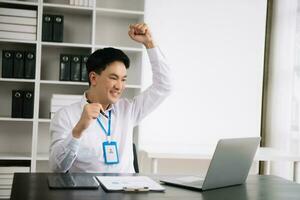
(95, 176), (165, 192)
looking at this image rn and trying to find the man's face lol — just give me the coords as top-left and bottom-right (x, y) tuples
(92, 61), (127, 105)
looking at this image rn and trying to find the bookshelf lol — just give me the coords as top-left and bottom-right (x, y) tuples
(0, 0), (145, 176)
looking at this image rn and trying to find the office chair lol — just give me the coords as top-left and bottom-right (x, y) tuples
(133, 143), (139, 173)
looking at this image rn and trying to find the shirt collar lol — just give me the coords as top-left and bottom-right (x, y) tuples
(81, 92), (116, 114)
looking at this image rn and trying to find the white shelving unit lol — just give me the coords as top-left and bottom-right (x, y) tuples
(0, 0), (145, 173)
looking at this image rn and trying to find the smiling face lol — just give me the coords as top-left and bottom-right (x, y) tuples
(89, 61), (127, 106)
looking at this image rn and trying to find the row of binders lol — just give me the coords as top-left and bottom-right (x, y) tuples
(2, 50), (35, 79)
(60, 54), (89, 82)
(0, 7), (37, 41)
(42, 14), (64, 42)
(12, 90), (34, 118)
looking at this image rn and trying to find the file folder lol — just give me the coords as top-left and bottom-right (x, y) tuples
(24, 52), (35, 79)
(13, 51), (24, 78)
(70, 55), (81, 81)
(81, 55), (89, 82)
(23, 90), (34, 118)
(42, 14), (53, 41)
(11, 90), (23, 118)
(53, 15), (64, 42)
(2, 50), (13, 78)
(59, 54), (70, 81)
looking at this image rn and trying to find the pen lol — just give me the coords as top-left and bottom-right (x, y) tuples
(123, 186), (149, 192)
(86, 99), (109, 119)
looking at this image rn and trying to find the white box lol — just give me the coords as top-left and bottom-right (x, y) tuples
(51, 94), (82, 100)
(0, 167), (30, 173)
(0, 23), (36, 33)
(0, 7), (37, 18)
(0, 185), (11, 189)
(0, 15), (37, 26)
(0, 189), (10, 196)
(0, 179), (12, 186)
(0, 30), (36, 41)
(0, 174), (13, 179)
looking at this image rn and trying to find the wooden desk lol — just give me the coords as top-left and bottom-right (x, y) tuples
(142, 147), (300, 181)
(10, 173), (300, 200)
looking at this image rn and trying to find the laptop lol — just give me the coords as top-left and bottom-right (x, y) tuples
(159, 137), (260, 191)
(48, 173), (100, 189)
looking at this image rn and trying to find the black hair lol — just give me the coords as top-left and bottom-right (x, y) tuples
(86, 47), (130, 85)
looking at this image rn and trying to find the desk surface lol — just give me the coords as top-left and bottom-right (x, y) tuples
(10, 173), (300, 200)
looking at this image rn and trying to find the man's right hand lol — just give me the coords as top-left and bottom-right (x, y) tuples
(72, 103), (104, 138)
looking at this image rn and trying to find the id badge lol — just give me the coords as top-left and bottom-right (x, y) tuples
(102, 141), (119, 164)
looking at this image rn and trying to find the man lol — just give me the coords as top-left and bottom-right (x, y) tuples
(49, 23), (172, 173)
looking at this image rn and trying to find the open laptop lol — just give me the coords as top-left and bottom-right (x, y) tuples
(160, 137), (260, 191)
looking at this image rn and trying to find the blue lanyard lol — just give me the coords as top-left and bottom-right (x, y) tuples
(96, 110), (111, 137)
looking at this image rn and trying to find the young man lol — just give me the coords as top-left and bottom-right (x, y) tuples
(49, 23), (172, 173)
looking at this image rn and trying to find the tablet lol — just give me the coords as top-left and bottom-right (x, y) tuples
(47, 174), (100, 189)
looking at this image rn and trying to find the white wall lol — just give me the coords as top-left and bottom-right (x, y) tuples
(140, 0), (267, 149)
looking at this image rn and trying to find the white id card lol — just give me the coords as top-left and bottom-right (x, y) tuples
(102, 141), (119, 164)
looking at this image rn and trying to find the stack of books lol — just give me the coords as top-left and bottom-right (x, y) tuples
(69, 0), (94, 7)
(0, 165), (30, 199)
(50, 94), (82, 118)
(0, 7), (37, 41)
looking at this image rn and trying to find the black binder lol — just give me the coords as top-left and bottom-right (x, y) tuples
(53, 15), (64, 42)
(70, 55), (81, 81)
(11, 90), (23, 118)
(13, 51), (24, 78)
(23, 91), (34, 118)
(81, 55), (89, 82)
(42, 14), (53, 42)
(2, 50), (14, 78)
(24, 52), (35, 79)
(59, 54), (70, 81)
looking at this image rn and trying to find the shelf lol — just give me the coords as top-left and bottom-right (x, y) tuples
(36, 153), (49, 161)
(43, 3), (93, 15)
(0, 38), (37, 44)
(126, 84), (142, 89)
(40, 80), (141, 89)
(96, 7), (144, 19)
(0, 78), (35, 83)
(94, 44), (143, 52)
(42, 42), (92, 48)
(0, 0), (38, 6)
(0, 153), (31, 160)
(38, 118), (51, 123)
(0, 117), (33, 122)
(40, 80), (88, 86)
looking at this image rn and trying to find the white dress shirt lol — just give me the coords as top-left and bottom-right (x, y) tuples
(49, 47), (172, 173)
